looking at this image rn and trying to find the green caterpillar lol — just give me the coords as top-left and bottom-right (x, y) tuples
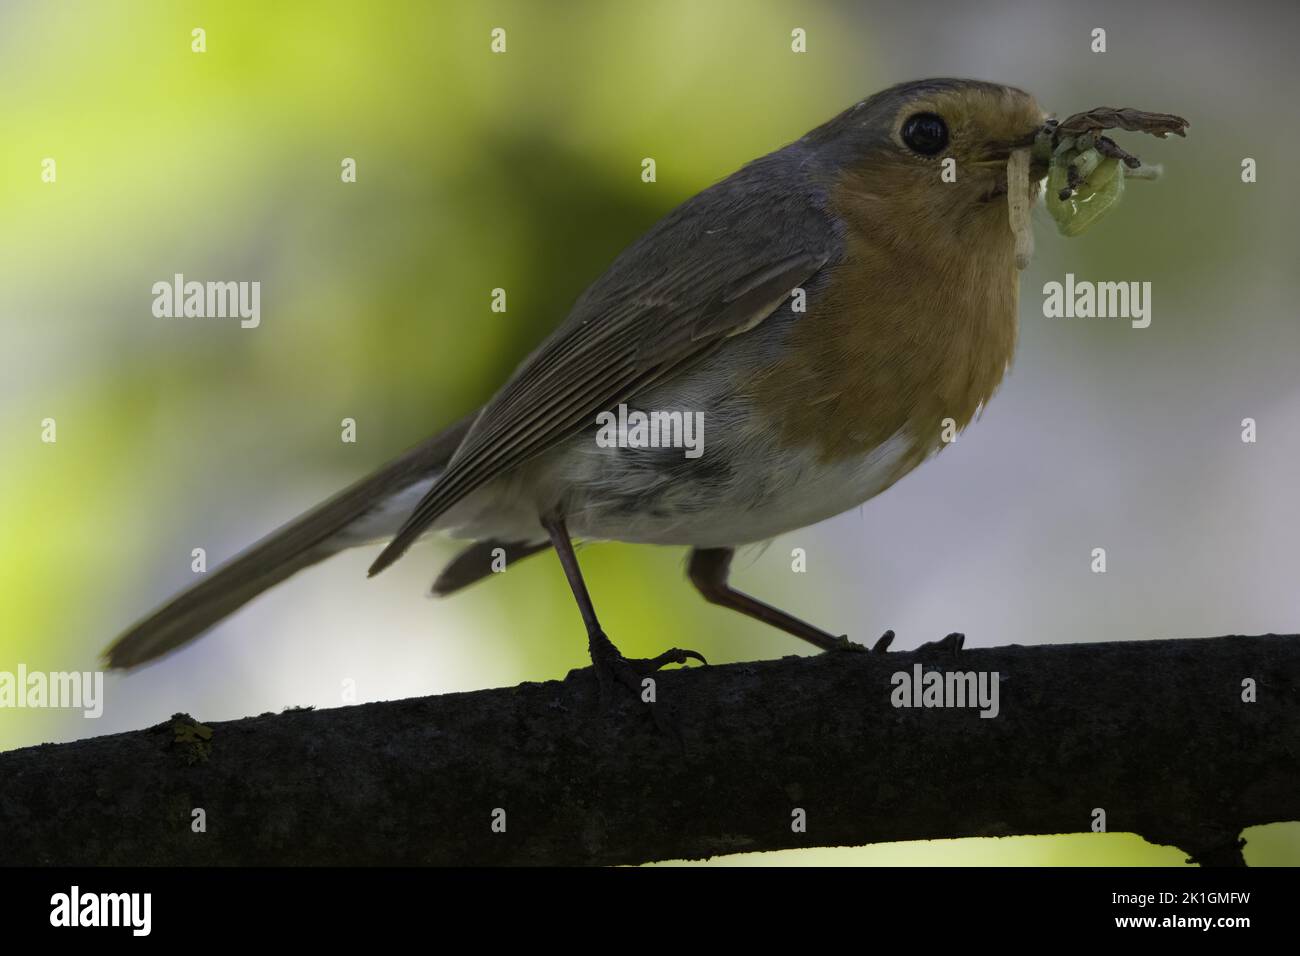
(1030, 108), (1188, 238)
(1047, 146), (1125, 237)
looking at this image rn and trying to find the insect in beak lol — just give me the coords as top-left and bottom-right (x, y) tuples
(1040, 107), (1189, 237)
(1004, 107), (1188, 266)
(977, 137), (1049, 204)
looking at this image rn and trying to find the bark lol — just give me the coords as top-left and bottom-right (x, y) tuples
(1, 633), (1294, 866)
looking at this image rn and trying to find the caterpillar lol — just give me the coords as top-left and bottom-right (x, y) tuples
(1007, 106), (1189, 268)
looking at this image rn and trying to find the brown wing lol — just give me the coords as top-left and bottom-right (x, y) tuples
(369, 164), (836, 576)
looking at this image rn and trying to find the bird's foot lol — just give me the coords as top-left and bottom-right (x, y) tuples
(823, 634), (870, 653)
(916, 631), (966, 656)
(863, 629), (965, 654)
(814, 630), (892, 653)
(587, 628), (705, 738)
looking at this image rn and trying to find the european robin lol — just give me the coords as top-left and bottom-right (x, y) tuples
(106, 78), (1054, 692)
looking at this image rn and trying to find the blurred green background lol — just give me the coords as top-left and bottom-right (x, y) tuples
(2, 0), (1297, 865)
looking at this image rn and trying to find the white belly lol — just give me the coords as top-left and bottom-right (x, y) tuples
(539, 424), (923, 548)
(331, 418), (927, 552)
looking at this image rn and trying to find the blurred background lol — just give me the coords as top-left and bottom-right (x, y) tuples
(2, 0), (1297, 865)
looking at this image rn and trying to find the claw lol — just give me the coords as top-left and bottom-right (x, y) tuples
(825, 634), (868, 653)
(916, 631), (965, 655)
(866, 630), (966, 654)
(629, 648), (708, 670)
(586, 629), (703, 742)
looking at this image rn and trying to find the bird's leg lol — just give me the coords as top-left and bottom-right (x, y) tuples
(687, 547), (869, 653)
(542, 516), (706, 718)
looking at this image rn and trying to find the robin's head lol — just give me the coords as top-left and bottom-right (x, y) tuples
(807, 78), (1048, 248)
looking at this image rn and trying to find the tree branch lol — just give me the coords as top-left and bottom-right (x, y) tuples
(1, 634), (1294, 866)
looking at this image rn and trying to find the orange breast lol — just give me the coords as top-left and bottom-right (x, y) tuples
(744, 179), (1021, 471)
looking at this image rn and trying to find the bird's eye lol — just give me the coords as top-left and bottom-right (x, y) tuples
(901, 113), (949, 155)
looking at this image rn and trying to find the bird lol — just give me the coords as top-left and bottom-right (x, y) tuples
(105, 78), (1050, 700)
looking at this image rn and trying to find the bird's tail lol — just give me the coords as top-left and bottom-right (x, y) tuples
(102, 411), (478, 670)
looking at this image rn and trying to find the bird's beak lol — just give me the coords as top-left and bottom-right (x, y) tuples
(977, 131), (1051, 180)
(979, 130), (1044, 163)
(974, 129), (1052, 203)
